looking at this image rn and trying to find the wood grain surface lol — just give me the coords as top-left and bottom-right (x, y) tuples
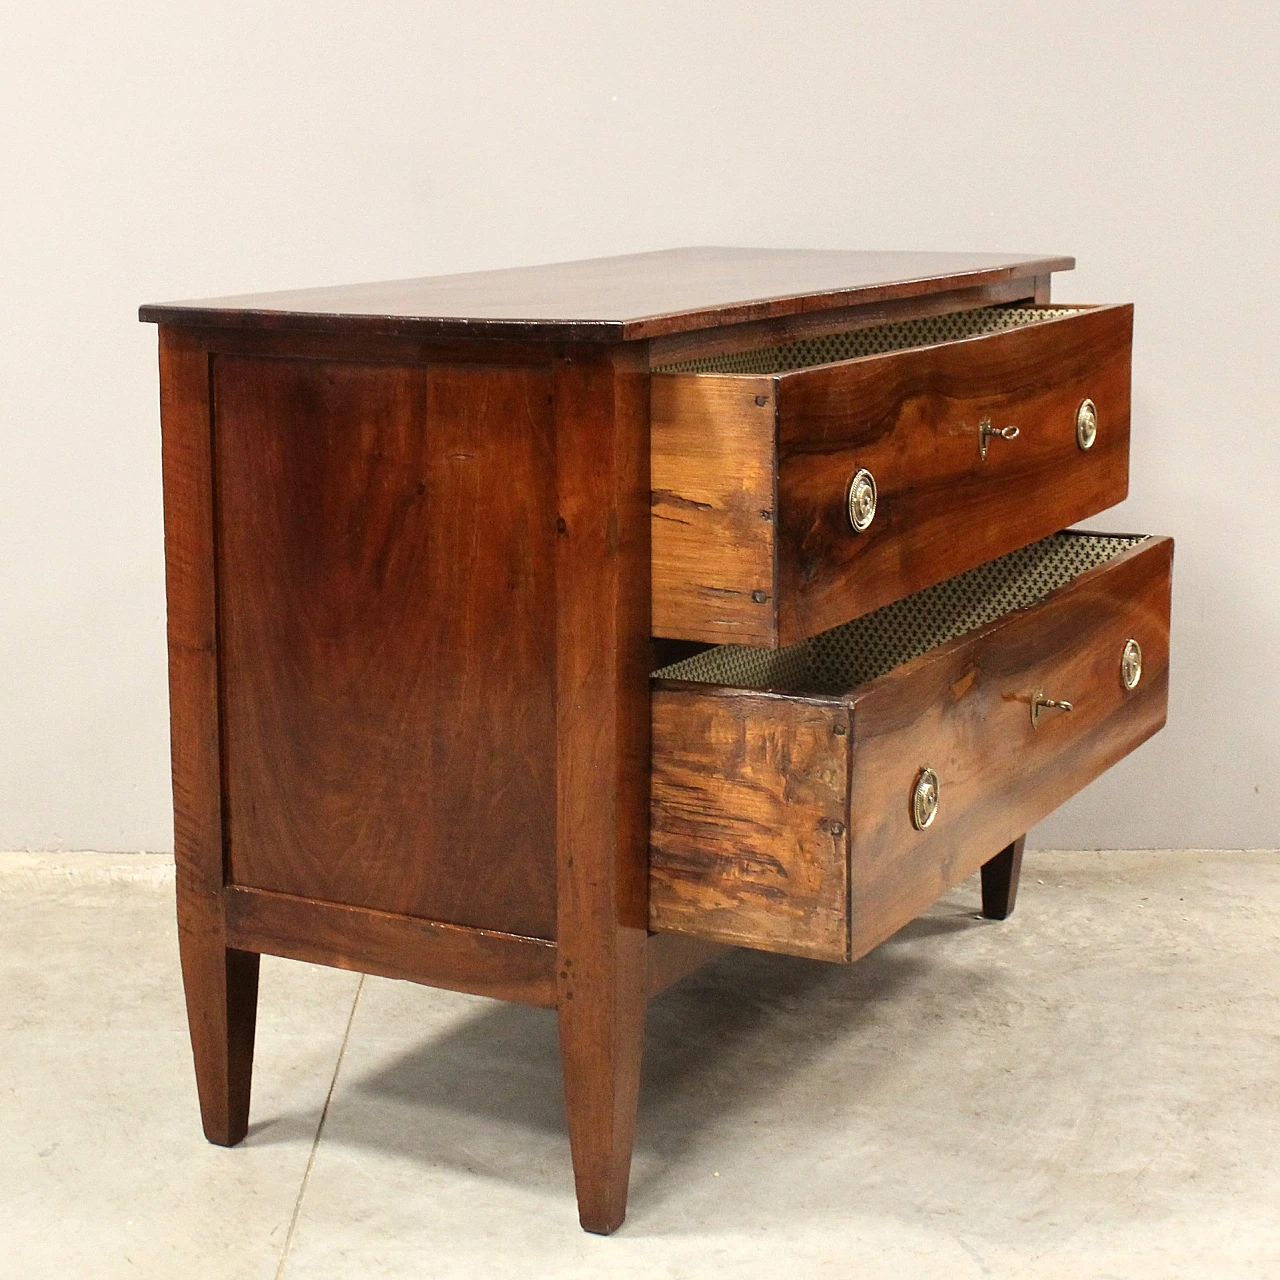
(775, 304), (1134, 644)
(645, 933), (729, 999)
(649, 688), (851, 961)
(651, 304), (1132, 647)
(224, 886), (557, 1006)
(213, 353), (560, 939)
(651, 373), (778, 645)
(551, 344), (652, 1234)
(158, 327), (260, 1147)
(140, 246), (1073, 342)
(648, 536), (1172, 962)
(645, 274), (1043, 368)
(845, 535), (1172, 960)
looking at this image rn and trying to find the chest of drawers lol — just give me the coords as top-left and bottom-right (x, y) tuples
(141, 247), (1171, 1234)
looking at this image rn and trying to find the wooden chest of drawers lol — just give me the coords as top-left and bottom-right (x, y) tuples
(141, 247), (1171, 1234)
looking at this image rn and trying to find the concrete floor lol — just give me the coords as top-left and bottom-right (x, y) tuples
(2, 850), (1278, 1278)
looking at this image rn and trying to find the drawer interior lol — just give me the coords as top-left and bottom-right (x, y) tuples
(654, 304), (1086, 375)
(653, 532), (1146, 695)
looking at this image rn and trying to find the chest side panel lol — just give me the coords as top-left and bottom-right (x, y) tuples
(212, 354), (558, 939)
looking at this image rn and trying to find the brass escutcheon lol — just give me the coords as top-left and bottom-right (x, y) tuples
(847, 468), (877, 532)
(979, 417), (1020, 461)
(1031, 689), (1074, 728)
(1076, 398), (1098, 450)
(912, 767), (939, 830)
(1121, 638), (1143, 690)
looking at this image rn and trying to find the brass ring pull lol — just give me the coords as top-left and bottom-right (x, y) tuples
(1121, 638), (1142, 690)
(1076, 398), (1098, 450)
(911, 767), (939, 830)
(979, 417), (1020, 460)
(846, 468), (877, 532)
(1031, 689), (1074, 728)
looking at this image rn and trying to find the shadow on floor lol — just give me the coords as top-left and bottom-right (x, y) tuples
(252, 900), (996, 1209)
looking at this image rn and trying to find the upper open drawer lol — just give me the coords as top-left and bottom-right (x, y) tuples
(651, 303), (1133, 647)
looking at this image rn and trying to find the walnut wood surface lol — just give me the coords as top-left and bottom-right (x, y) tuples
(650, 304), (1132, 647)
(212, 353), (559, 938)
(646, 275), (1041, 367)
(649, 690), (851, 961)
(147, 245), (1161, 1237)
(158, 321), (657, 1231)
(846, 535), (1171, 959)
(981, 837), (1026, 921)
(197, 325), (556, 369)
(645, 933), (730, 999)
(552, 345), (652, 1235)
(140, 246), (1073, 342)
(158, 328), (259, 1146)
(651, 374), (778, 645)
(776, 304), (1134, 644)
(648, 536), (1172, 962)
(224, 887), (557, 1006)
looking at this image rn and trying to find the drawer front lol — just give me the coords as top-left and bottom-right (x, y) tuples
(777, 304), (1133, 645)
(649, 534), (1172, 961)
(651, 305), (1133, 648)
(843, 533), (1171, 961)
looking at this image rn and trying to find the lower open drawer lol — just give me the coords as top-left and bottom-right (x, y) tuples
(649, 531), (1173, 962)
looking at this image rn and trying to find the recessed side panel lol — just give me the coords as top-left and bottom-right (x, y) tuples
(213, 355), (558, 939)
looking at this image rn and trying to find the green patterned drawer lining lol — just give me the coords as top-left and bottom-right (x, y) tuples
(653, 306), (1084, 375)
(652, 533), (1145, 695)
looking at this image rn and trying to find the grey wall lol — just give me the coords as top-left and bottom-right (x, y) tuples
(2, 2), (1276, 852)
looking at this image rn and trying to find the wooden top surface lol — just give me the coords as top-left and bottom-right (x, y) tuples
(139, 246), (1073, 343)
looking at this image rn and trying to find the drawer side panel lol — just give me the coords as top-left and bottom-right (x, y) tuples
(649, 689), (850, 960)
(651, 374), (777, 645)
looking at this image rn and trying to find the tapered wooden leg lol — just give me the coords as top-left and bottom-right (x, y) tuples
(160, 327), (260, 1148)
(177, 914), (260, 1146)
(553, 344), (651, 1233)
(981, 836), (1026, 920)
(557, 936), (647, 1234)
